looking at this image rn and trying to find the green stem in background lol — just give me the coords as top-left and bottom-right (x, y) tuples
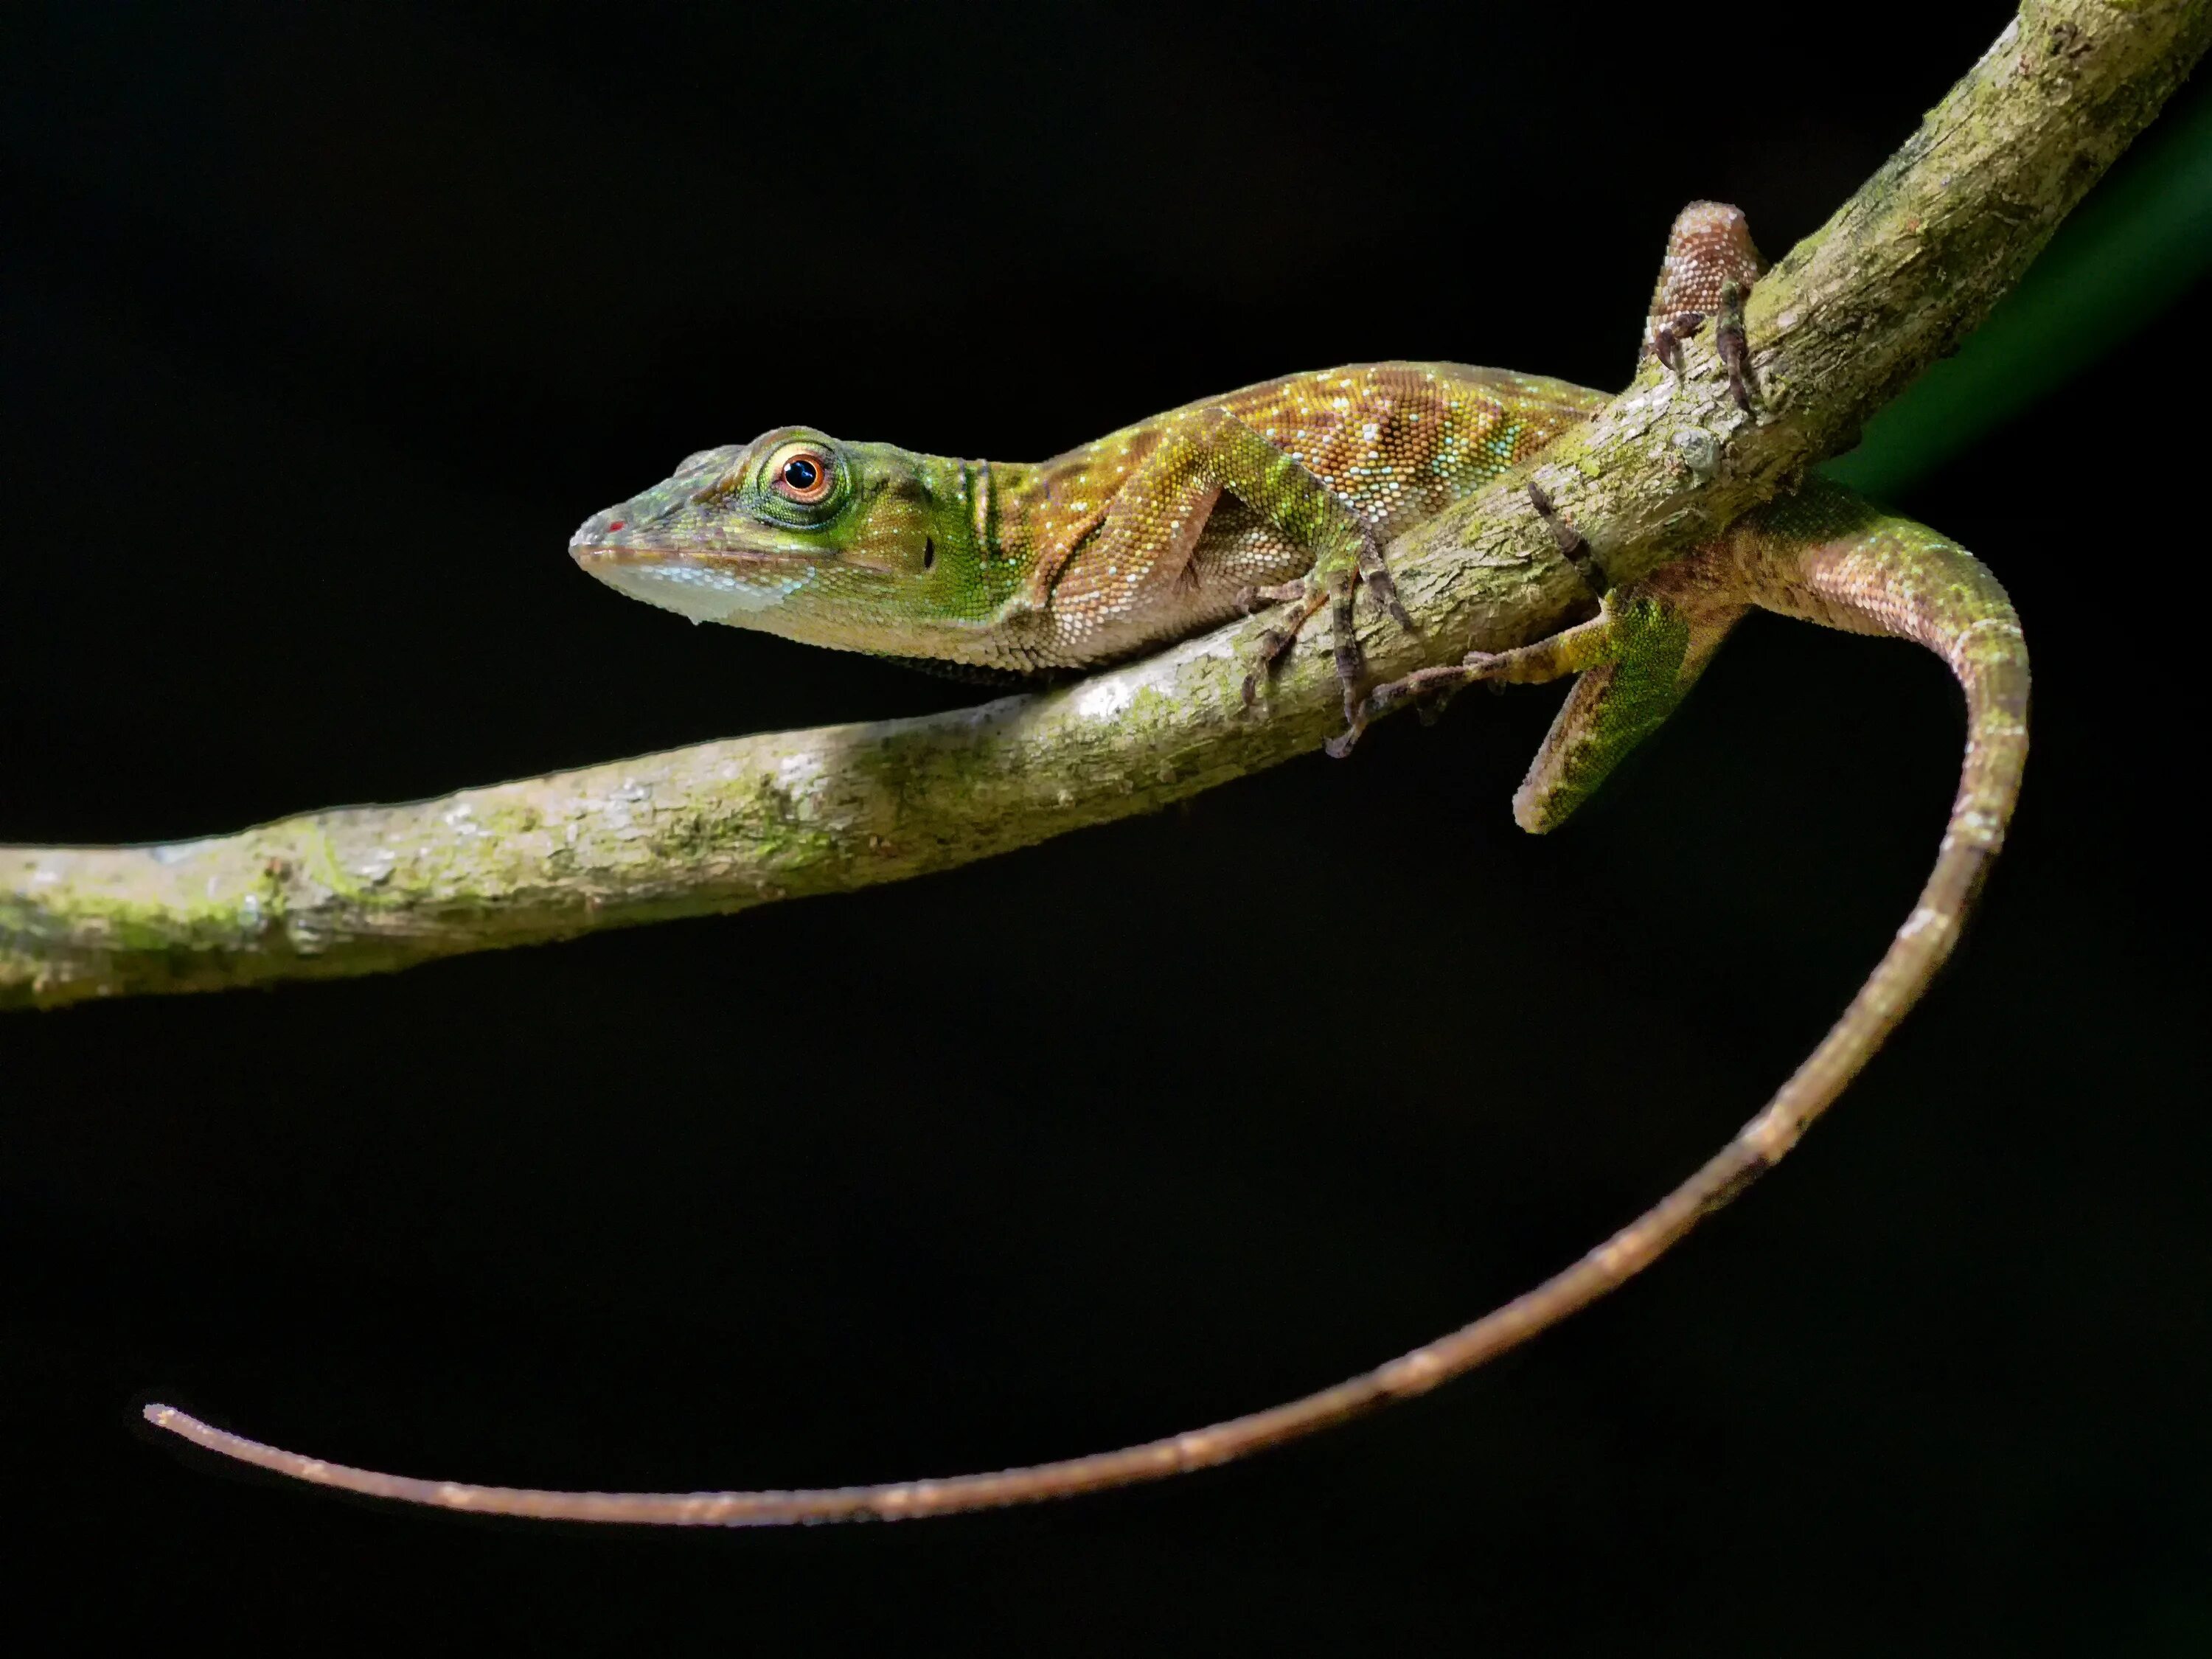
(1830, 77), (2212, 498)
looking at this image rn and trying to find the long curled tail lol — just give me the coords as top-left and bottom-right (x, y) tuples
(145, 520), (2028, 1525)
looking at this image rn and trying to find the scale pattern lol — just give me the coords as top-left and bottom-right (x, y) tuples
(1004, 364), (1604, 666)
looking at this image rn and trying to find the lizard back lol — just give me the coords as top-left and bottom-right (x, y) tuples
(1003, 364), (1607, 666)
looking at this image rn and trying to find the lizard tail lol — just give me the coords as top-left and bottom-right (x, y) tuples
(142, 537), (2028, 1527)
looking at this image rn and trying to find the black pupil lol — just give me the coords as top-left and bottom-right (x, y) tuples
(783, 457), (820, 491)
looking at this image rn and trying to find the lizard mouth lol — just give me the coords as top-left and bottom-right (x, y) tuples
(569, 526), (821, 624)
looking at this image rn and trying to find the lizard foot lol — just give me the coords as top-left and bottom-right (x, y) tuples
(1237, 577), (1331, 708)
(1238, 537), (1413, 729)
(1649, 288), (1753, 410)
(1326, 650), (1507, 759)
(1527, 481), (1605, 596)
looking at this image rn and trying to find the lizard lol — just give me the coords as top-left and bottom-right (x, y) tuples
(145, 203), (2031, 1525)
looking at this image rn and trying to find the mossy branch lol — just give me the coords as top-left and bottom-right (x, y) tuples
(6, 0), (2204, 1011)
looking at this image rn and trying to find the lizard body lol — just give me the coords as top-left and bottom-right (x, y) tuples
(572, 362), (1597, 681)
(148, 204), (2032, 1526)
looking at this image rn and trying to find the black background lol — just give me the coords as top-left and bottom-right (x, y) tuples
(4, 3), (2206, 1651)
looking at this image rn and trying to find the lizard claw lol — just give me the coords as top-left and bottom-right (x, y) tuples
(1329, 647), (1511, 757)
(1236, 582), (1302, 618)
(1237, 576), (1335, 709)
(1649, 310), (1706, 376)
(1716, 279), (1756, 412)
(1528, 482), (1607, 597)
(1241, 625), (1295, 707)
(1648, 288), (1754, 412)
(1359, 545), (1415, 633)
(1237, 583), (1312, 706)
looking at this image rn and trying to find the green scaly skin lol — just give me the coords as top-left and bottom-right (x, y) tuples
(147, 203), (2031, 1527)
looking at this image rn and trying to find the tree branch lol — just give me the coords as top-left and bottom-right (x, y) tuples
(6, 0), (2204, 1011)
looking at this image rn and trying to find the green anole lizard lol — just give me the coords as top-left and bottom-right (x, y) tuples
(146, 203), (2030, 1525)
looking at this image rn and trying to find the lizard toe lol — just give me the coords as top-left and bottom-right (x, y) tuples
(1238, 579), (1332, 706)
(1356, 540), (1415, 633)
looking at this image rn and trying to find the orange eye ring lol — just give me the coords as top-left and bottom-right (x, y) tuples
(770, 447), (835, 505)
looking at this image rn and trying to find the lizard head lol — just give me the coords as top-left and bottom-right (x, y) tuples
(569, 428), (1009, 658)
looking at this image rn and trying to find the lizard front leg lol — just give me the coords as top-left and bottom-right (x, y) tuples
(1038, 405), (1411, 724)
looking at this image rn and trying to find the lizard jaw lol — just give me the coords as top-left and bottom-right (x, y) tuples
(570, 540), (818, 626)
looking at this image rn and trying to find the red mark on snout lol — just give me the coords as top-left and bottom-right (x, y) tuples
(607, 520), (626, 532)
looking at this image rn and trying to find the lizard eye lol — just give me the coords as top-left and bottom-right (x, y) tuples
(748, 433), (849, 524)
(771, 447), (835, 505)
